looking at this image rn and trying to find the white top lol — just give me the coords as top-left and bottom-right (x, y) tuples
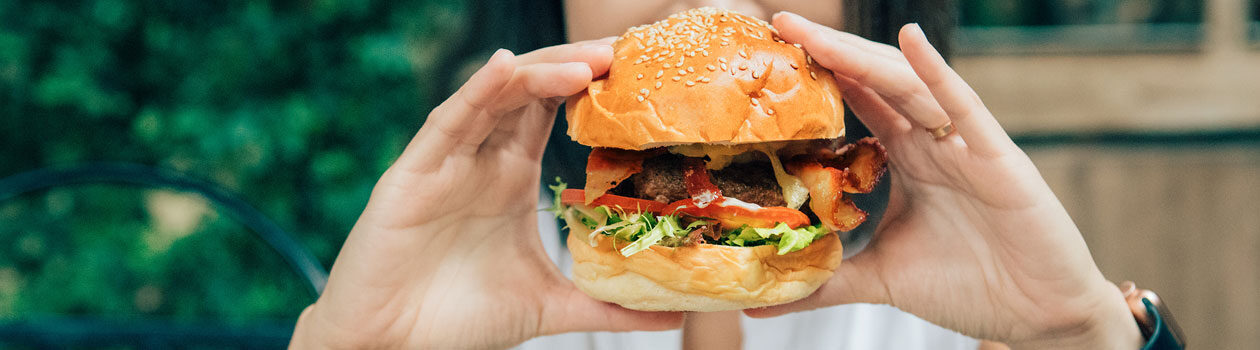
(523, 198), (978, 350)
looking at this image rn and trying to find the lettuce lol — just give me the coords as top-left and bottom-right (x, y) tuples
(551, 177), (830, 257)
(547, 177), (568, 218)
(722, 222), (828, 255)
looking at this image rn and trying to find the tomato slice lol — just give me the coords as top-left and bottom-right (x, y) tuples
(662, 198), (810, 229)
(560, 189), (665, 213)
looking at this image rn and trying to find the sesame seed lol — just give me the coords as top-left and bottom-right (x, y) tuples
(807, 56), (813, 65)
(640, 88), (649, 94)
(751, 97), (759, 106)
(810, 71), (818, 80)
(664, 63), (672, 69)
(655, 81), (663, 89)
(706, 64), (716, 71)
(685, 80), (696, 86)
(752, 70), (760, 79)
(656, 70), (664, 78)
(637, 73), (644, 79)
(702, 50), (709, 57)
(767, 107), (775, 115)
(687, 67), (695, 73)
(720, 63), (728, 71)
(637, 95), (645, 102)
(700, 77), (711, 83)
(672, 76), (681, 81)
(794, 43), (803, 49)
(739, 50), (748, 58)
(718, 57), (728, 63)
(739, 63), (748, 70)
(677, 69), (686, 75)
(790, 62), (800, 69)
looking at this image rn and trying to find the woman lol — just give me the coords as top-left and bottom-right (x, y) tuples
(289, 2), (1144, 349)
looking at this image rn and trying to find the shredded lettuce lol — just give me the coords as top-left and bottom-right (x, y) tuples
(551, 178), (829, 257)
(547, 177), (567, 218)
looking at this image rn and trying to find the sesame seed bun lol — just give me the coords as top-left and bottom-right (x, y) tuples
(565, 7), (846, 150)
(563, 206), (844, 312)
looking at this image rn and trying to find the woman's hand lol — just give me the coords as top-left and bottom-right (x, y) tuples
(290, 40), (683, 349)
(745, 13), (1142, 349)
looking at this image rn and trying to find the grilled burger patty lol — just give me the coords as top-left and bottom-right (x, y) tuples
(626, 153), (786, 207)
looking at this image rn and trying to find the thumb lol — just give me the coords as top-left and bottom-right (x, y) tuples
(539, 285), (684, 335)
(744, 250), (890, 318)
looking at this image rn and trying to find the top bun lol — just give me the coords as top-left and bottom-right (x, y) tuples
(566, 7), (845, 150)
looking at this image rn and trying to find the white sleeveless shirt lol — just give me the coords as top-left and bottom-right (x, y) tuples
(522, 197), (978, 350)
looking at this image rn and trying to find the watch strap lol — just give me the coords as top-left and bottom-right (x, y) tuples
(1140, 298), (1184, 350)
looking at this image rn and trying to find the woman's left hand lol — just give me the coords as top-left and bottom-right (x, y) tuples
(745, 13), (1142, 349)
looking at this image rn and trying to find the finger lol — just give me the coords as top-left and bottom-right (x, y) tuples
(490, 61), (595, 115)
(399, 49), (517, 172)
(772, 12), (951, 131)
(744, 250), (889, 318)
(540, 286), (684, 334)
(454, 44), (611, 146)
(899, 24), (1016, 157)
(834, 75), (914, 138)
(782, 20), (906, 64)
(487, 61), (596, 157)
(517, 40), (615, 76)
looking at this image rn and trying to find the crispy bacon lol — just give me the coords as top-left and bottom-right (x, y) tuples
(584, 148), (661, 204)
(787, 137), (888, 231)
(823, 137), (888, 193)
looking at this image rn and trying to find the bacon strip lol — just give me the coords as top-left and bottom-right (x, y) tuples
(787, 137), (888, 231)
(824, 137), (888, 194)
(584, 148), (660, 204)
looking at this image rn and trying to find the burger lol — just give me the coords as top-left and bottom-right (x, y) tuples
(550, 7), (887, 311)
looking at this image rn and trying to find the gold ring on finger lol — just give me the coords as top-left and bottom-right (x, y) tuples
(927, 121), (955, 140)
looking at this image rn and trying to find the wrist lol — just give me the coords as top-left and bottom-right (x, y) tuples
(1011, 282), (1144, 350)
(290, 302), (385, 349)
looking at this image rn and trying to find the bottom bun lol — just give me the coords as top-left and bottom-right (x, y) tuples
(564, 211), (843, 311)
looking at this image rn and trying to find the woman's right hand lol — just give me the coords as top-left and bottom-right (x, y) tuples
(291, 39), (684, 349)
(746, 13), (1142, 349)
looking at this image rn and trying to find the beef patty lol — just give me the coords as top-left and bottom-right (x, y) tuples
(629, 153), (786, 207)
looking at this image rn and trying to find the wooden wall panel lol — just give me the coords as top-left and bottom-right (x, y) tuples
(1027, 145), (1260, 349)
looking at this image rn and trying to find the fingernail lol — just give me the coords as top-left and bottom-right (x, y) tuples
(909, 23), (925, 37)
(492, 48), (514, 60)
(775, 11), (803, 23)
(908, 23), (937, 49)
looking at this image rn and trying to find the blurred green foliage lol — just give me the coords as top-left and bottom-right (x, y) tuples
(0, 0), (475, 327)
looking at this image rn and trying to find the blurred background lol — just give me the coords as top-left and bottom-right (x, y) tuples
(0, 0), (1255, 348)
